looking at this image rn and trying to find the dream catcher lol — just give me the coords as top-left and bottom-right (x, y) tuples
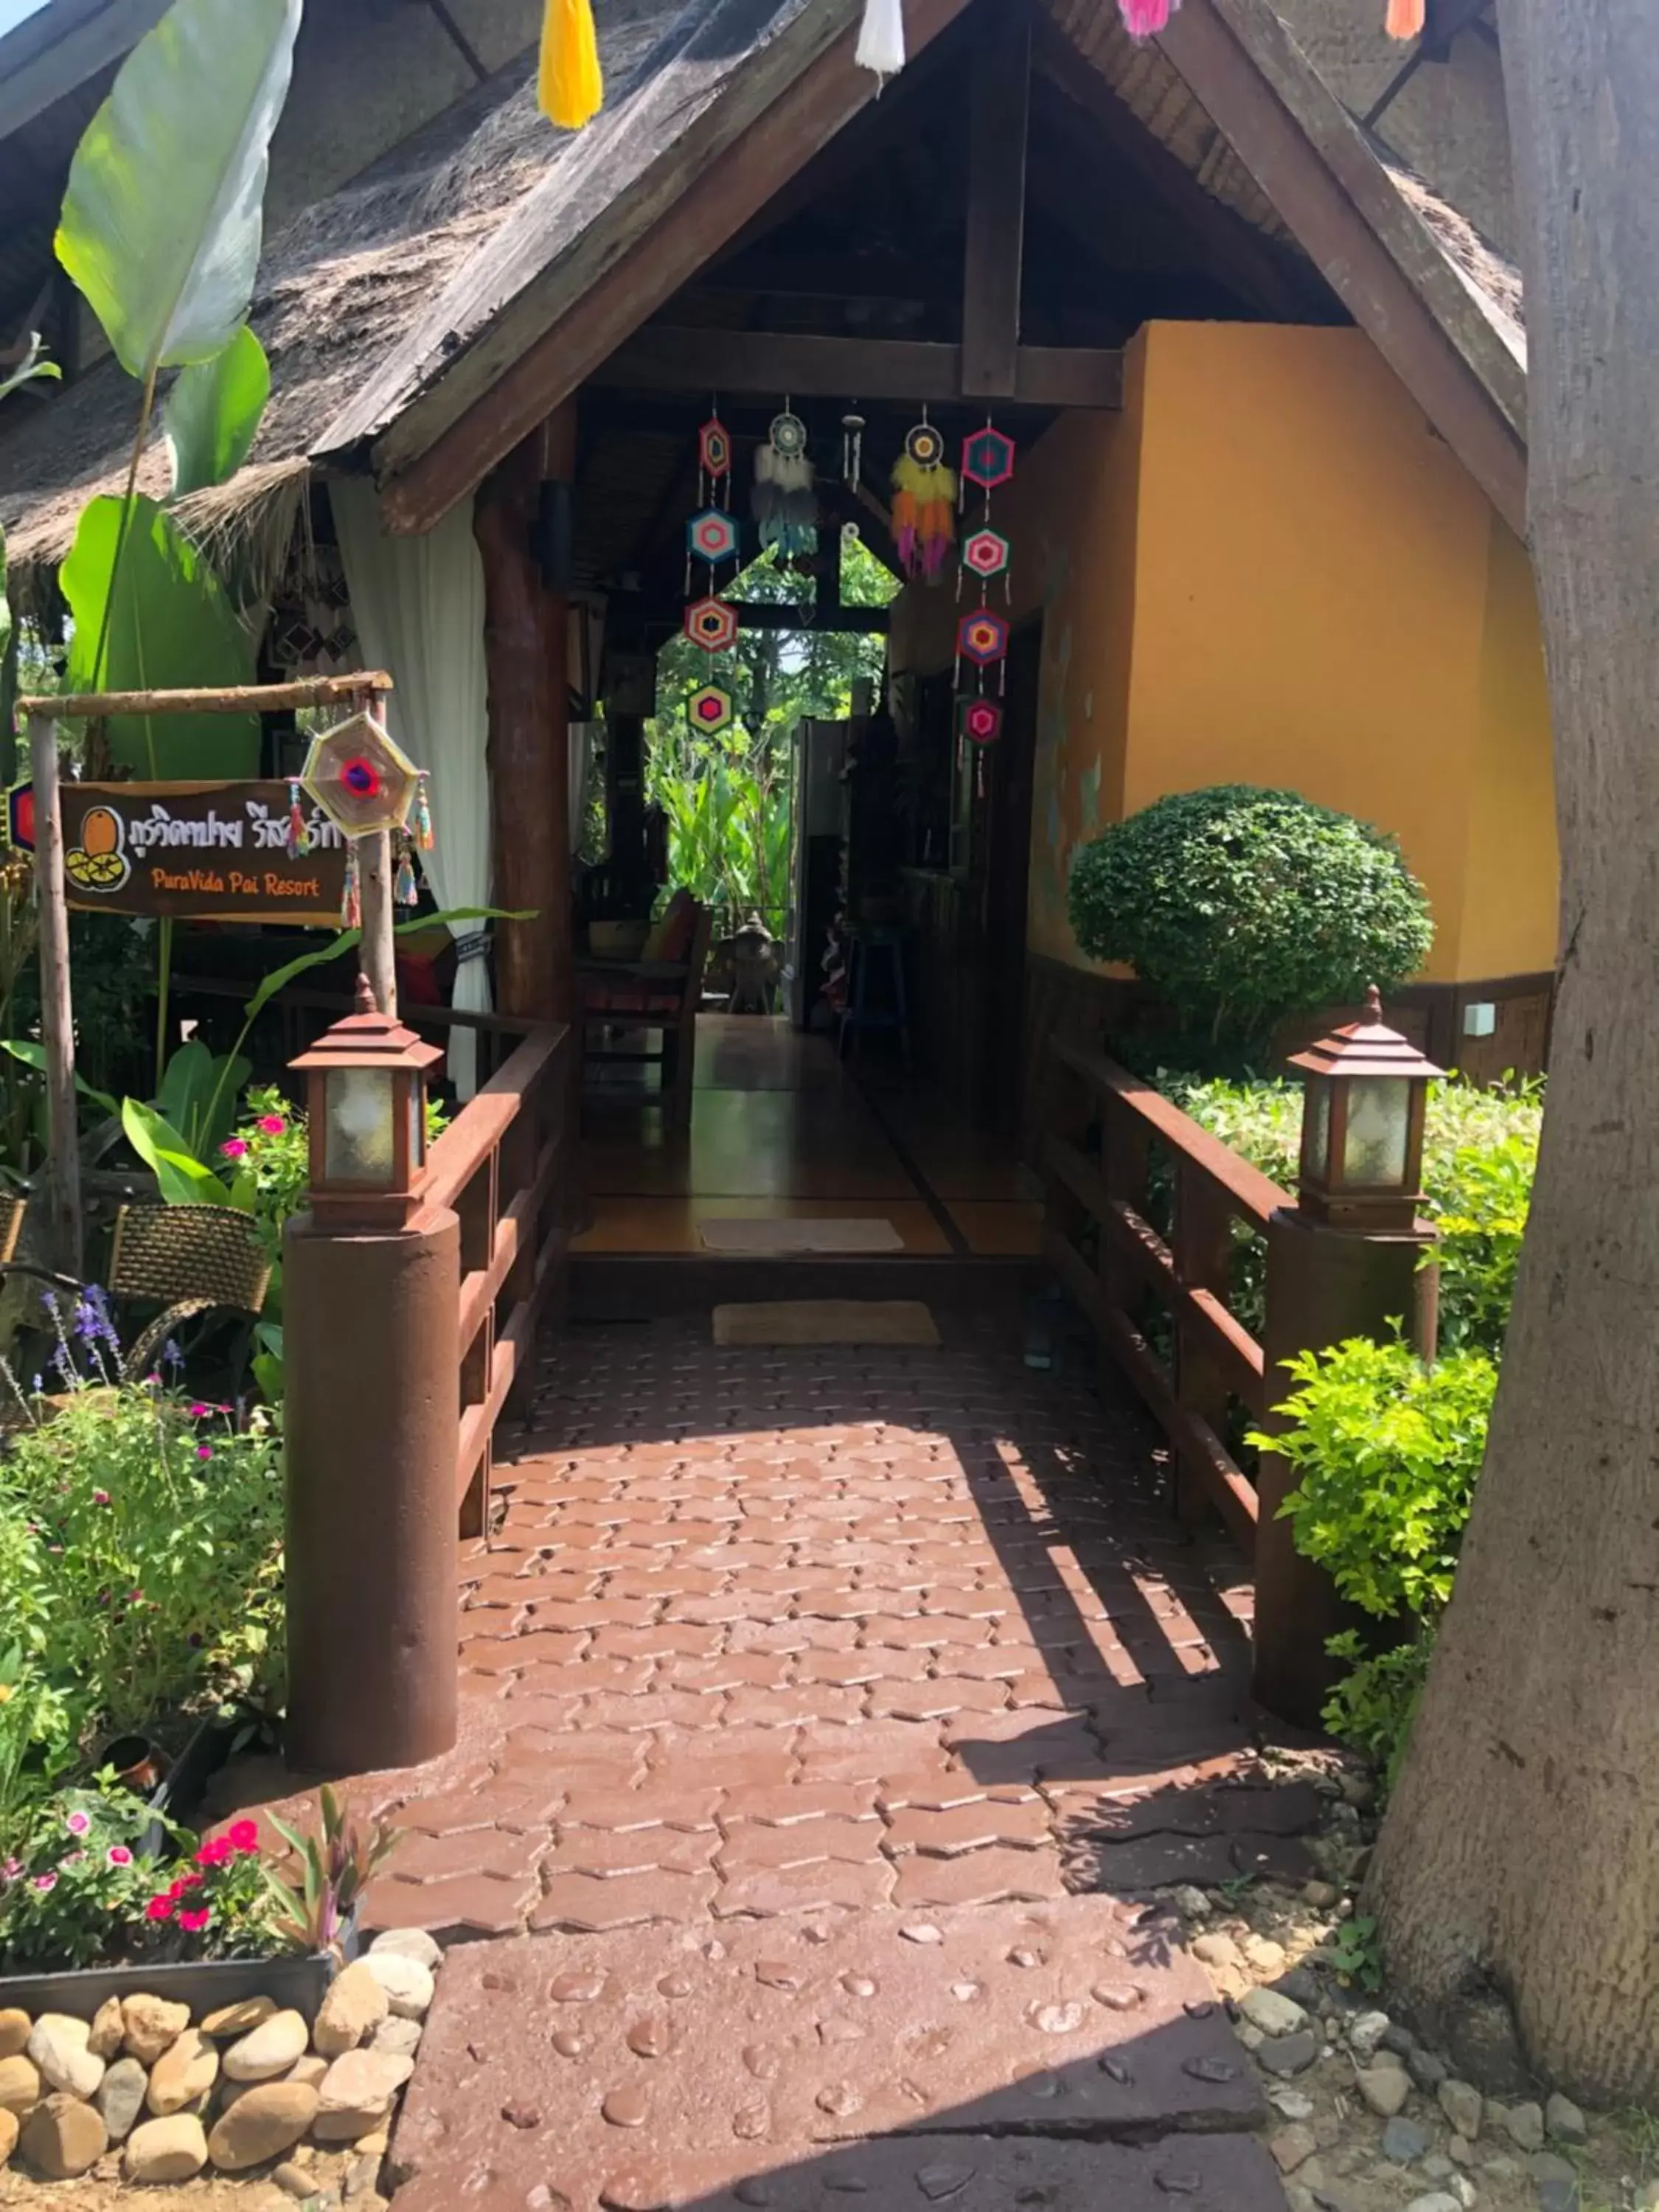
(683, 409), (740, 740)
(752, 406), (818, 562)
(299, 709), (434, 928)
(953, 421), (1018, 797)
(891, 415), (957, 584)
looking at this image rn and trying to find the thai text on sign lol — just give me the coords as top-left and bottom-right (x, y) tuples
(59, 782), (350, 923)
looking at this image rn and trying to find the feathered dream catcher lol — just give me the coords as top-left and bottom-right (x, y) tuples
(753, 408), (818, 562)
(891, 416), (957, 585)
(299, 709), (434, 928)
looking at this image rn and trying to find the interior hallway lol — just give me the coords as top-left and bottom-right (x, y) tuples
(576, 1015), (1046, 1261)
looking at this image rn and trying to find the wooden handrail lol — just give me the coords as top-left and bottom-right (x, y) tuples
(174, 973), (541, 1042)
(1052, 1040), (1291, 1231)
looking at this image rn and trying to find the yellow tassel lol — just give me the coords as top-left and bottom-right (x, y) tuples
(539, 0), (603, 129)
(1385, 0), (1425, 38)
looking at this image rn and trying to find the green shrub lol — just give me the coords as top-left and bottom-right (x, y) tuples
(1068, 786), (1433, 1057)
(1321, 1631), (1434, 1800)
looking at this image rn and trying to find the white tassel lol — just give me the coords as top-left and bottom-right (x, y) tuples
(856, 0), (906, 80)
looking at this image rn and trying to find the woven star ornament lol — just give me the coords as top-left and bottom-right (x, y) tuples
(300, 711), (422, 839)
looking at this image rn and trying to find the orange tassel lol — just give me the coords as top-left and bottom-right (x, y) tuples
(1385, 0), (1426, 38)
(539, 0), (603, 128)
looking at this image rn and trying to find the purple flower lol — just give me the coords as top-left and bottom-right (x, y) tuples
(162, 1340), (184, 1371)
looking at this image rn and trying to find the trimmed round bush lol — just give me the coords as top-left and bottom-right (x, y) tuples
(1067, 784), (1433, 1054)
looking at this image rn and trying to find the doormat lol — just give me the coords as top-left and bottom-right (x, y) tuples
(699, 1217), (905, 1254)
(714, 1300), (941, 1348)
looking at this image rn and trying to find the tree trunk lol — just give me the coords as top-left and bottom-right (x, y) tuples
(1369, 0), (1659, 2105)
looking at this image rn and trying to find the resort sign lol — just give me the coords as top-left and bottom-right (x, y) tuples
(55, 782), (350, 923)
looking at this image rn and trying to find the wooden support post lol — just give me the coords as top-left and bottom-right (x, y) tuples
(475, 428), (568, 1022)
(541, 401), (577, 1026)
(28, 715), (81, 1276)
(359, 829), (398, 1017)
(1172, 1168), (1237, 1530)
(961, 0), (1031, 401)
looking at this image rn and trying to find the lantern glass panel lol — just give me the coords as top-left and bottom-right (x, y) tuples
(1305, 1077), (1332, 1180)
(1342, 1077), (1411, 1188)
(408, 1079), (425, 1173)
(324, 1067), (397, 1186)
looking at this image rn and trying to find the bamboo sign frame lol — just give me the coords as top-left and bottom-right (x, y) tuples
(15, 672), (397, 1273)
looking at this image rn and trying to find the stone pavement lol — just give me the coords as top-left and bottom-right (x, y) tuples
(274, 1312), (1316, 2209)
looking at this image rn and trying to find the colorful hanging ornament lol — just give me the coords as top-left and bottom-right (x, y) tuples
(538, 0), (603, 130)
(286, 777), (308, 858)
(698, 414), (734, 501)
(961, 425), (1017, 493)
(957, 608), (1011, 673)
(688, 509), (740, 568)
(855, 0), (906, 79)
(891, 417), (957, 583)
(687, 685), (736, 738)
(394, 831), (420, 908)
(959, 697), (1004, 748)
(961, 527), (1011, 584)
(341, 839), (361, 930)
(685, 597), (740, 654)
(1117, 0), (1179, 36)
(753, 408), (818, 560)
(955, 414), (1018, 744)
(300, 709), (423, 840)
(414, 773), (435, 853)
(1384, 0), (1425, 34)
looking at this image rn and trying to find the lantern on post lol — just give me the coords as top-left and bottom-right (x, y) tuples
(1286, 985), (1442, 1234)
(289, 975), (442, 1231)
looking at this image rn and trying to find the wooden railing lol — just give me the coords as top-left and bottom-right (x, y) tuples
(1042, 1039), (1292, 1553)
(422, 1023), (574, 1537)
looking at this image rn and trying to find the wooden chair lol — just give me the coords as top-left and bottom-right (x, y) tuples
(579, 901), (714, 1134)
(1, 1201), (273, 1376)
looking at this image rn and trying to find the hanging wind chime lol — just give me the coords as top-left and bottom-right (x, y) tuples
(953, 421), (1018, 799)
(299, 706), (434, 928)
(684, 408), (741, 742)
(752, 405), (818, 566)
(891, 414), (957, 585)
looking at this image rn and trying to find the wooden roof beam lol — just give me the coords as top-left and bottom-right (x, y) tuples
(960, 0), (1031, 400)
(592, 327), (1123, 409)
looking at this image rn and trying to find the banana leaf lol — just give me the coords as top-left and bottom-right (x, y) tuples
(164, 327), (271, 497)
(55, 0), (302, 383)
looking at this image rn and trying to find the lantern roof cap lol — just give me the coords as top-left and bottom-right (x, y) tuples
(1286, 985), (1444, 1083)
(289, 973), (444, 1076)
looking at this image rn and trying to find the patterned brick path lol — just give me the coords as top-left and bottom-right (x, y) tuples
(270, 1313), (1312, 2208)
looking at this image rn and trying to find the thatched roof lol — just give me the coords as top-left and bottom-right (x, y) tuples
(1, 0), (1528, 590)
(0, 0), (681, 592)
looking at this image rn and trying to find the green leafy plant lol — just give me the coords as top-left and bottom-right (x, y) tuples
(265, 1784), (400, 1957)
(1321, 1631), (1435, 1799)
(1325, 1913), (1385, 1994)
(0, 335), (61, 408)
(163, 325), (271, 499)
(1067, 785), (1434, 1060)
(0, 1779), (184, 1969)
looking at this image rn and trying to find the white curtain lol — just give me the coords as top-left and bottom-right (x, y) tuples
(331, 479), (492, 1099)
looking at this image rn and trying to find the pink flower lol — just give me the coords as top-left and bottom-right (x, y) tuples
(107, 1846), (133, 1868)
(257, 1114), (287, 1135)
(63, 1810), (91, 1837)
(227, 1820), (260, 1854)
(178, 1907), (211, 1934)
(2, 1858), (21, 1880)
(91, 1489), (111, 1506)
(220, 1138), (249, 1160)
(195, 1837), (232, 1868)
(32, 1873), (56, 1893)
(189, 1403), (212, 1418)
(145, 1895), (174, 1923)
(168, 1873), (201, 1899)
(195, 1444), (214, 1461)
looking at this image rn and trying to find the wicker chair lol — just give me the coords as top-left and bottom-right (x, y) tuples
(1, 1202), (272, 1376)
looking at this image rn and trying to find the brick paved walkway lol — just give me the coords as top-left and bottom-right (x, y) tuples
(265, 1312), (1314, 2208)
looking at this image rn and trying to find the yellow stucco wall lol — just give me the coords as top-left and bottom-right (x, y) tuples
(886, 321), (1559, 982)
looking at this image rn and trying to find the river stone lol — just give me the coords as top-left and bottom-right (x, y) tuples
(147, 2028), (219, 2115)
(1502, 2101), (1546, 2153)
(1382, 2118), (1431, 2166)
(1403, 2197), (1461, 2212)
(208, 2079), (319, 2171)
(1545, 2093), (1587, 2146)
(96, 2056), (150, 2143)
(287, 2053), (330, 2089)
(363, 1949), (434, 2021)
(313, 2049), (414, 2141)
(1259, 2030), (1321, 2078)
(274, 2160), (324, 2199)
(0, 2056), (40, 2117)
(125, 2112), (209, 2183)
(1439, 2080), (1484, 2140)
(20, 2091), (108, 2178)
(313, 1961), (389, 2057)
(369, 1927), (442, 1973)
(122, 1994), (192, 2065)
(223, 2008), (310, 2081)
(370, 2016), (422, 2059)
(202, 1995), (278, 2039)
(1531, 2152), (1580, 2212)
(0, 2011), (29, 2062)
(1349, 2011), (1393, 2062)
(1357, 2064), (1411, 2119)
(88, 1997), (125, 2061)
(0, 2107), (17, 2165)
(1408, 2048), (1450, 2094)
(1241, 1987), (1308, 2039)
(27, 2013), (104, 2100)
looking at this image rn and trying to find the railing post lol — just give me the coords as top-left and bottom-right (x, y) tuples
(1253, 1208), (1439, 1725)
(283, 1197), (462, 1773)
(1099, 1092), (1150, 1317)
(456, 1149), (498, 1542)
(1172, 1164), (1236, 1528)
